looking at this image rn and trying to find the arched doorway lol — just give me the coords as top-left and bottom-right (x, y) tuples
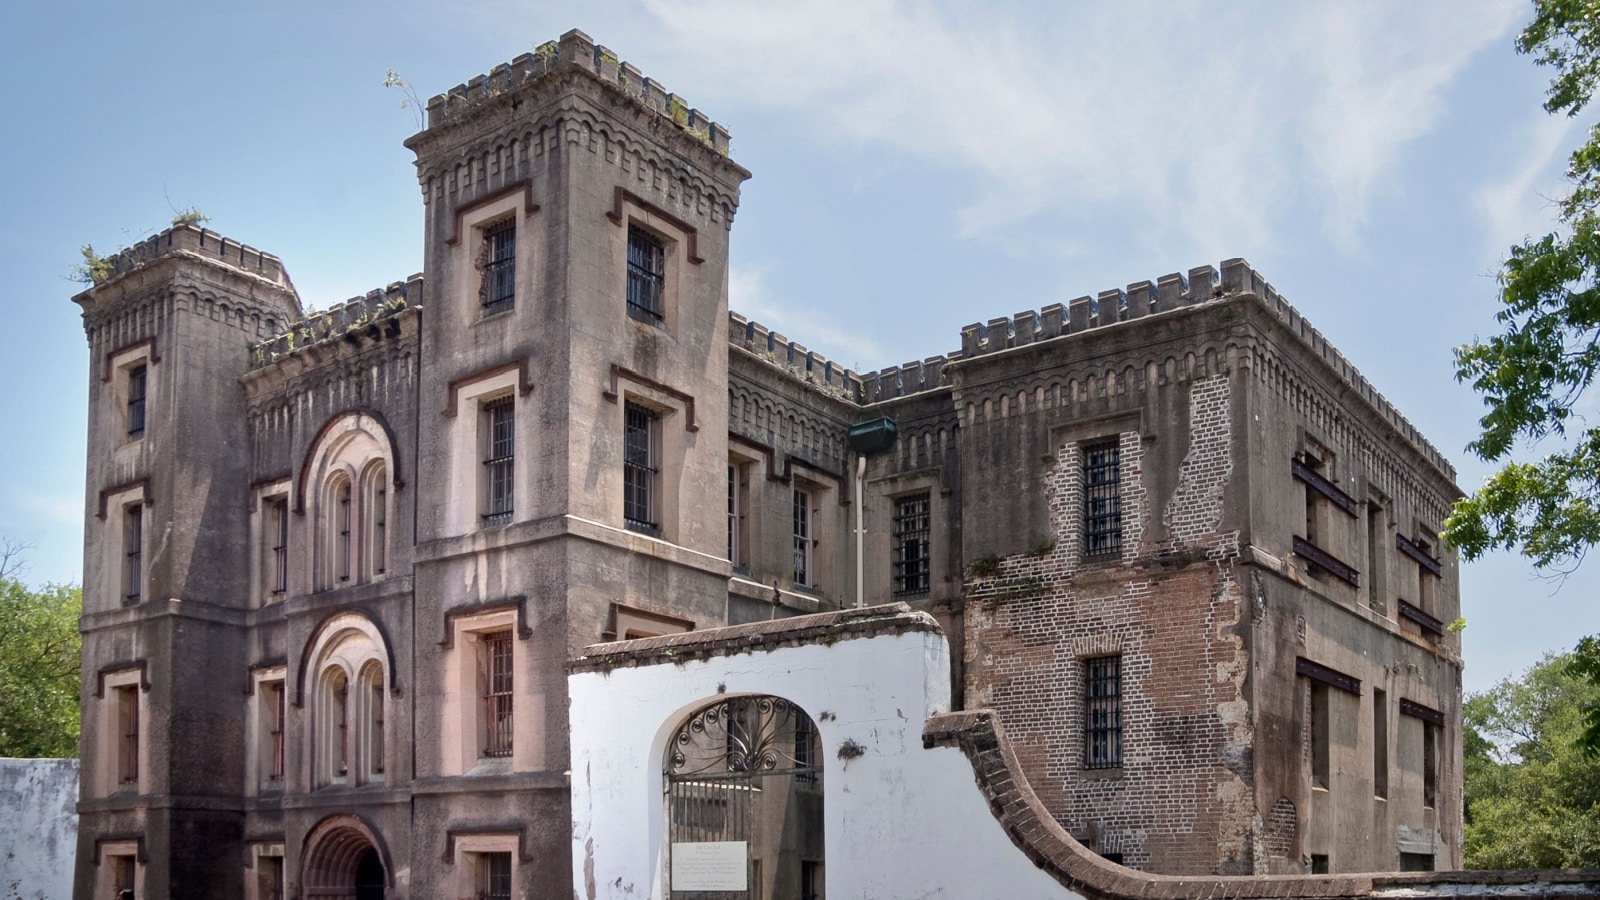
(665, 695), (824, 899)
(302, 815), (388, 899)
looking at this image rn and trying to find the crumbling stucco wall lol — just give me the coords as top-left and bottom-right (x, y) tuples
(0, 758), (78, 900)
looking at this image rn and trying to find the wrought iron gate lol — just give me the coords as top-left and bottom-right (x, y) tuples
(665, 696), (824, 900)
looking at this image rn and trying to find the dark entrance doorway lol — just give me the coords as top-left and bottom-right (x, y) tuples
(302, 816), (387, 900)
(355, 848), (384, 900)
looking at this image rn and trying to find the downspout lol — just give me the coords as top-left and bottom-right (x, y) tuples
(855, 453), (866, 609)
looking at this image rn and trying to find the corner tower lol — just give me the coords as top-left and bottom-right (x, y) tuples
(402, 29), (749, 893)
(71, 225), (301, 898)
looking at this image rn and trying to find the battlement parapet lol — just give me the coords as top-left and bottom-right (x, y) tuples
(420, 29), (731, 156)
(728, 312), (866, 402)
(99, 223), (288, 287)
(958, 258), (1453, 478)
(250, 274), (423, 370)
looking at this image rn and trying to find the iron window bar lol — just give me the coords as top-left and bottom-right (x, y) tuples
(269, 684), (285, 781)
(892, 493), (931, 596)
(792, 489), (811, 586)
(270, 499), (288, 595)
(1395, 533), (1443, 577)
(127, 364), (147, 437)
(483, 630), (514, 758)
(119, 688), (139, 784)
(482, 398), (514, 525)
(1292, 535), (1361, 588)
(1082, 439), (1122, 559)
(626, 226), (665, 322)
(623, 405), (658, 531)
(480, 219), (516, 315)
(1397, 599), (1446, 636)
(1083, 655), (1122, 769)
(336, 482), (352, 582)
(1291, 456), (1359, 517)
(478, 852), (512, 900)
(123, 505), (142, 606)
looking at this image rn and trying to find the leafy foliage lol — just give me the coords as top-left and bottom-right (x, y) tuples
(1447, 0), (1600, 755)
(1464, 652), (1600, 868)
(69, 244), (114, 286)
(0, 545), (81, 757)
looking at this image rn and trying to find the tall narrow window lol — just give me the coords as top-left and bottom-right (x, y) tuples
(1366, 501), (1384, 613)
(126, 364), (147, 437)
(112, 855), (136, 899)
(363, 664), (385, 778)
(1083, 655), (1122, 768)
(795, 714), (817, 784)
(1083, 439), (1122, 559)
(477, 852), (512, 900)
(626, 226), (665, 322)
(116, 685), (139, 786)
(373, 484), (386, 574)
(727, 465), (743, 566)
(801, 861), (822, 900)
(270, 498), (289, 596)
(335, 480), (352, 582)
(792, 488), (813, 587)
(892, 493), (931, 597)
(480, 218), (516, 314)
(1373, 688), (1388, 799)
(332, 671), (349, 778)
(364, 464), (388, 578)
(1310, 680), (1330, 789)
(123, 503), (143, 606)
(483, 630), (514, 757)
(268, 681), (285, 782)
(623, 404), (658, 532)
(482, 397), (514, 525)
(1423, 721), (1439, 809)
(261, 856), (284, 900)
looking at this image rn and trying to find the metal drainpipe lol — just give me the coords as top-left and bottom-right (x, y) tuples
(855, 453), (866, 609)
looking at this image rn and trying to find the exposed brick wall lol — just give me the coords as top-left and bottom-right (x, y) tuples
(965, 376), (1256, 875)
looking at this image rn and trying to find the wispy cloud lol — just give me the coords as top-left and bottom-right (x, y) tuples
(729, 264), (884, 370)
(1474, 111), (1579, 263)
(603, 0), (1519, 259)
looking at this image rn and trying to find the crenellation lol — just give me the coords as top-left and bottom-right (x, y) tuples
(1068, 295), (1093, 333)
(100, 223), (288, 286)
(727, 311), (867, 400)
(250, 273), (422, 368)
(1098, 288), (1125, 325)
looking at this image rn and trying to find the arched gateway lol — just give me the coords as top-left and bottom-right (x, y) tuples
(302, 815), (389, 900)
(665, 695), (824, 899)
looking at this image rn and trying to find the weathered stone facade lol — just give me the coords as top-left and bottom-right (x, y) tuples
(69, 29), (1462, 899)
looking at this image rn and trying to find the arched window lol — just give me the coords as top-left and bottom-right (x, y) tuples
(303, 413), (397, 592)
(305, 615), (389, 790)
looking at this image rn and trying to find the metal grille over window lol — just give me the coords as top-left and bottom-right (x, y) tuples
(269, 682), (285, 781)
(373, 485), (387, 575)
(270, 498), (288, 595)
(480, 219), (515, 315)
(793, 489), (812, 586)
(478, 852), (512, 900)
(623, 404), (657, 531)
(123, 504), (143, 606)
(127, 364), (146, 437)
(626, 226), (665, 321)
(336, 481), (352, 582)
(1084, 655), (1123, 769)
(483, 631), (513, 758)
(118, 686), (139, 784)
(892, 493), (931, 596)
(1083, 439), (1122, 559)
(482, 398), (514, 525)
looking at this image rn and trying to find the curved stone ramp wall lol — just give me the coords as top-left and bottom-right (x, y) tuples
(925, 709), (1600, 900)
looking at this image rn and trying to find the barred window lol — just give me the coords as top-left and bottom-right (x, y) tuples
(483, 631), (513, 758)
(482, 397), (514, 525)
(892, 493), (931, 597)
(335, 479), (352, 582)
(123, 503), (143, 606)
(480, 219), (516, 314)
(1083, 655), (1122, 769)
(269, 498), (289, 596)
(127, 364), (147, 437)
(116, 685), (139, 785)
(267, 681), (285, 781)
(793, 488), (813, 587)
(623, 404), (658, 532)
(626, 226), (665, 322)
(1083, 439), (1122, 559)
(477, 852), (512, 900)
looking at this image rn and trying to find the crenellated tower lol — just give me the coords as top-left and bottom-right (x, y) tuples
(71, 224), (301, 898)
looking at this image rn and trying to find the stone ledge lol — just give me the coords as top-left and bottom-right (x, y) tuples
(922, 708), (1600, 899)
(569, 602), (940, 673)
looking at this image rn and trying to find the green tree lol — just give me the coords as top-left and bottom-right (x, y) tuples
(1464, 652), (1600, 868)
(1447, 0), (1600, 753)
(0, 543), (82, 757)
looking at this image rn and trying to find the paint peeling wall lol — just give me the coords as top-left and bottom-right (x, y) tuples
(0, 758), (78, 900)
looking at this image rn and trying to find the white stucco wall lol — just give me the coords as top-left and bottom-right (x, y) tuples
(569, 625), (1082, 900)
(0, 758), (79, 900)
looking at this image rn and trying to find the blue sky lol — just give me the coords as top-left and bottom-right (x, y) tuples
(1, 0), (1595, 694)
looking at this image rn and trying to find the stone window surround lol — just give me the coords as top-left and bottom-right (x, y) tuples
(250, 478), (292, 606)
(303, 614), (389, 789)
(302, 419), (392, 592)
(443, 365), (527, 535)
(609, 378), (691, 542)
(105, 339), (157, 448)
(1047, 409), (1144, 568)
(449, 183), (538, 323)
(247, 665), (288, 794)
(245, 841), (285, 900)
(441, 605), (531, 776)
(447, 830), (524, 900)
(95, 837), (145, 900)
(96, 666), (149, 797)
(609, 188), (698, 334)
(95, 480), (148, 613)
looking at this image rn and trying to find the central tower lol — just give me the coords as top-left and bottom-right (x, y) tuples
(403, 28), (750, 889)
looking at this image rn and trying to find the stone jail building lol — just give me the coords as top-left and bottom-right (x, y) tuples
(69, 29), (1463, 900)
